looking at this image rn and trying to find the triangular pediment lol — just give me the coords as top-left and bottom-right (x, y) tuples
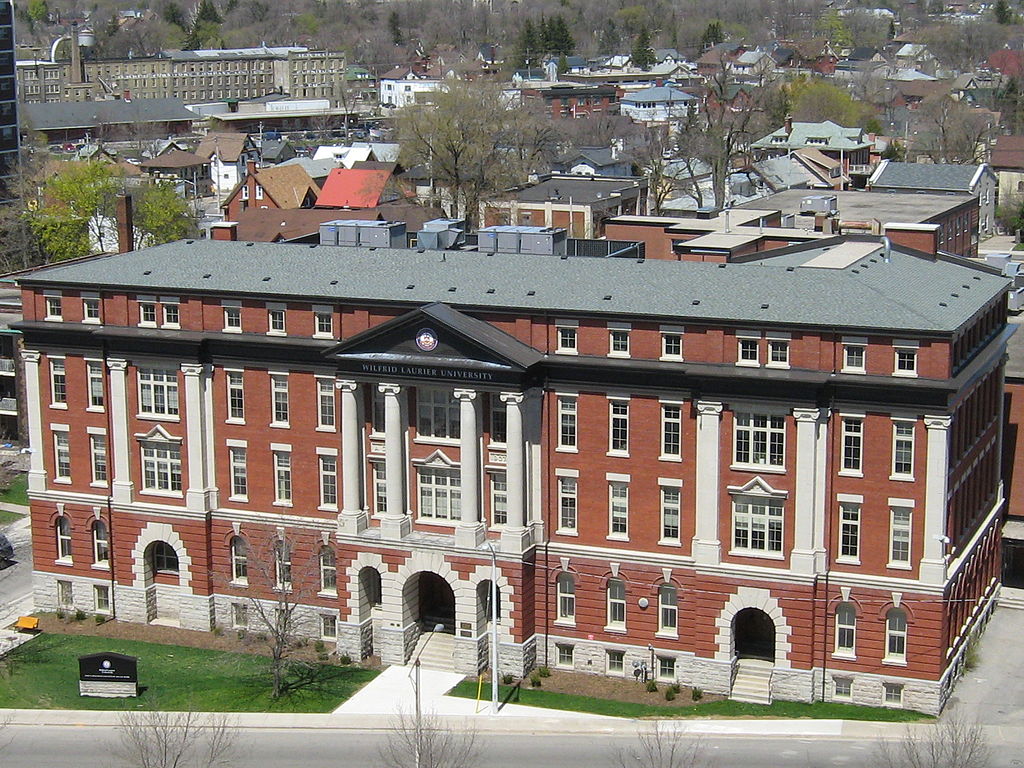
(326, 303), (543, 386)
(726, 476), (789, 498)
(133, 424), (182, 442)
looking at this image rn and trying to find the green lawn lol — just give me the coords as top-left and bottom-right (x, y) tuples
(448, 681), (932, 722)
(0, 473), (29, 515)
(0, 633), (378, 712)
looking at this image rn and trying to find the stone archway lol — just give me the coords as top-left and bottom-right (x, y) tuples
(142, 539), (182, 624)
(733, 607), (776, 662)
(714, 585), (792, 668)
(406, 571), (456, 633)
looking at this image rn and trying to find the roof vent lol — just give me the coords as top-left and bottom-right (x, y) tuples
(406, 284), (415, 289)
(851, 269), (860, 274)
(692, 300), (700, 305)
(330, 280), (338, 285)
(939, 301), (948, 307)
(262, 276), (271, 282)
(143, 270), (152, 275)
(448, 286), (457, 292)
(186, 240), (194, 245)
(560, 253), (569, 260)
(486, 288), (495, 294)
(760, 303), (769, 309)
(973, 275), (981, 280)
(202, 273), (211, 278)
(786, 266), (795, 272)
(527, 290), (536, 296)
(417, 248), (425, 253)
(962, 284), (970, 289)
(951, 292), (960, 298)
(368, 247), (376, 252)
(718, 263), (726, 268)
(245, 242), (254, 247)
(603, 294), (612, 300)
(309, 244), (317, 248)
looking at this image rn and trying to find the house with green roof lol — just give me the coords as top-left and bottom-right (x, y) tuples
(751, 119), (873, 182)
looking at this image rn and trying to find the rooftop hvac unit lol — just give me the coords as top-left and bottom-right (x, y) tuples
(477, 225), (568, 254)
(318, 220), (347, 246)
(519, 227), (567, 256)
(357, 220), (406, 249)
(799, 194), (838, 216)
(418, 218), (466, 250)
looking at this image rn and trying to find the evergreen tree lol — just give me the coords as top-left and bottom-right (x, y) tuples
(631, 26), (655, 70)
(388, 10), (402, 46)
(557, 54), (569, 75)
(547, 14), (574, 56)
(995, 0), (1015, 24)
(515, 19), (541, 68)
(598, 18), (620, 54)
(700, 20), (724, 51)
(194, 0), (222, 26)
(162, 2), (186, 29)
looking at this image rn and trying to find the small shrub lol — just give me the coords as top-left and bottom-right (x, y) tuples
(691, 687), (703, 702)
(236, 629), (246, 640)
(501, 673), (515, 685)
(338, 653), (352, 665)
(212, 625), (223, 637)
(537, 666), (551, 678)
(529, 671), (542, 687)
(74, 610), (86, 622)
(664, 688), (676, 701)
(94, 614), (105, 625)
(317, 652), (329, 662)
(645, 680), (658, 693)
(314, 640), (326, 653)
(964, 635), (981, 672)
(55, 610), (65, 620)
(669, 683), (681, 694)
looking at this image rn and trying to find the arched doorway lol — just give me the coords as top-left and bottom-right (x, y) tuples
(410, 572), (455, 633)
(143, 540), (181, 624)
(477, 579), (500, 629)
(733, 607), (775, 661)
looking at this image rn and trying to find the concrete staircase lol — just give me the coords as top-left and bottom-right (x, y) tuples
(998, 586), (1024, 611)
(410, 630), (456, 672)
(730, 658), (773, 705)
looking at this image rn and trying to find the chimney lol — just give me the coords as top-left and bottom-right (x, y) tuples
(69, 20), (84, 85)
(784, 114), (793, 135)
(211, 222), (239, 241)
(116, 194), (134, 253)
(246, 159), (258, 176)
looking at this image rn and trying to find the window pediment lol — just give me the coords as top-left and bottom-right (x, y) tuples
(412, 449), (457, 468)
(133, 424), (182, 443)
(727, 476), (789, 498)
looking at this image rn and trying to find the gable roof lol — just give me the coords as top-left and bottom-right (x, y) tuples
(195, 132), (254, 162)
(752, 120), (870, 151)
(868, 160), (988, 192)
(139, 149), (208, 169)
(621, 86), (696, 104)
(230, 202), (446, 242)
(316, 167), (395, 208)
(992, 135), (1024, 170)
(253, 164), (320, 209)
(277, 156), (338, 183)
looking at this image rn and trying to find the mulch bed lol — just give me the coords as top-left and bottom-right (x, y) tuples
(519, 668), (726, 708)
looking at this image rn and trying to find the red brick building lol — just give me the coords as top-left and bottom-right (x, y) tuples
(16, 230), (1009, 714)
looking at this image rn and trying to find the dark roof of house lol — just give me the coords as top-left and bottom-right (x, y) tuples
(228, 203), (445, 242)
(22, 98), (195, 131)
(260, 139), (294, 162)
(991, 135), (1024, 170)
(17, 237), (1005, 333)
(507, 176), (646, 206)
(554, 147), (626, 170)
(847, 46), (879, 61)
(869, 161), (986, 192)
(139, 149), (208, 169)
(195, 132), (255, 162)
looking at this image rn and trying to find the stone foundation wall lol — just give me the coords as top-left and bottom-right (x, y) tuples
(823, 668), (943, 715)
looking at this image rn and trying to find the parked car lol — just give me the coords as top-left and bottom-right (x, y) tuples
(0, 532), (13, 563)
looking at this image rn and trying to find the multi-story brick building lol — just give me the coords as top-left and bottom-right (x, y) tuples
(15, 229), (1009, 715)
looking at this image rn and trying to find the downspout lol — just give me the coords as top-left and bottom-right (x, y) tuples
(819, 327), (839, 701)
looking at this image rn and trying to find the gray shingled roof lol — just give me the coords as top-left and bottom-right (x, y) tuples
(18, 240), (1006, 334)
(869, 161), (985, 192)
(23, 99), (196, 132)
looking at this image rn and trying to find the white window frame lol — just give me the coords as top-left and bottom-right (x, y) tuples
(416, 388), (460, 441)
(231, 602), (248, 628)
(138, 368), (180, 418)
(606, 578), (626, 630)
(842, 337), (866, 374)
(608, 398), (629, 456)
(838, 501), (861, 563)
(660, 326), (683, 361)
(883, 682), (904, 705)
(608, 322), (631, 358)
(833, 676), (853, 699)
(893, 341), (919, 378)
(607, 649), (625, 675)
(319, 546), (337, 594)
(89, 433), (108, 486)
(273, 449), (292, 505)
(834, 602), (856, 657)
(56, 579), (73, 607)
(660, 484), (681, 543)
(889, 506), (912, 567)
(313, 306), (334, 338)
(86, 360), (105, 411)
(658, 584), (678, 635)
(840, 416), (863, 475)
(891, 420), (915, 479)
(49, 358), (67, 407)
(138, 300), (158, 327)
(82, 295), (101, 323)
(320, 614), (338, 640)
(53, 429), (71, 482)
(733, 412), (786, 469)
(92, 520), (109, 565)
(56, 516), (72, 561)
(766, 332), (791, 369)
(417, 466), (461, 521)
(141, 440), (183, 494)
(44, 293), (63, 321)
(94, 584), (111, 614)
(657, 656), (676, 681)
(223, 303), (242, 333)
(557, 474), (577, 533)
(230, 536), (248, 583)
(270, 373), (289, 427)
(267, 305), (286, 336)
(885, 609), (907, 663)
(319, 453), (339, 509)
(490, 471), (507, 526)
(161, 299), (180, 329)
(556, 572), (576, 624)
(557, 395), (577, 451)
(317, 377), (336, 430)
(736, 330), (760, 367)
(732, 494), (784, 556)
(660, 402), (682, 460)
(226, 370), (245, 423)
(372, 462), (387, 516)
(555, 320), (578, 355)
(608, 481), (629, 540)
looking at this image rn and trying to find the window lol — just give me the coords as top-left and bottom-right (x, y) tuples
(661, 331), (683, 360)
(837, 502), (861, 560)
(223, 305), (242, 332)
(834, 677), (852, 699)
(841, 417), (862, 473)
(57, 580), (73, 608)
(139, 301), (157, 326)
(92, 520), (109, 565)
(556, 325), (578, 354)
(142, 441), (182, 492)
(558, 476), (577, 532)
(274, 542), (292, 590)
(418, 467), (460, 520)
(835, 602), (856, 654)
(314, 310), (333, 337)
(319, 546), (337, 593)
(659, 584), (678, 633)
(255, 184), (264, 200)
(885, 608), (907, 661)
(371, 388), (386, 434)
(229, 446), (247, 498)
(90, 434), (107, 484)
(737, 335), (759, 365)
(56, 516), (72, 560)
(226, 371), (245, 421)
(843, 343), (865, 373)
(608, 328), (630, 356)
(606, 578), (626, 629)
(373, 463), (387, 515)
(151, 541), (178, 573)
(609, 482), (629, 538)
(319, 454), (338, 507)
(734, 412), (785, 468)
(230, 536), (248, 582)
(94, 584), (110, 614)
(661, 487), (681, 541)
(241, 185), (249, 201)
(557, 644), (574, 667)
(417, 388), (460, 439)
(83, 297), (101, 322)
(162, 302), (180, 328)
(883, 682), (904, 705)
(274, 451), (292, 503)
(232, 603), (248, 628)
(44, 294), (63, 320)
(321, 614), (338, 640)
(733, 496), (784, 554)
(556, 572), (575, 621)
(490, 473), (507, 526)
(53, 431), (71, 480)
(892, 422), (914, 477)
(767, 340), (789, 367)
(50, 359), (66, 405)
(658, 656), (676, 681)
(607, 650), (625, 674)
(138, 368), (179, 417)
(317, 379), (336, 429)
(894, 346), (917, 376)
(661, 404), (682, 458)
(361, 567), (382, 607)
(558, 396), (577, 449)
(489, 397), (507, 444)
(609, 399), (629, 454)
(271, 375), (289, 425)
(268, 308), (286, 334)
(890, 507), (912, 565)
(87, 361), (104, 409)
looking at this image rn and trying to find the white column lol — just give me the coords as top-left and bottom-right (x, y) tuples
(455, 389), (485, 548)
(21, 350), (46, 493)
(107, 358), (133, 504)
(379, 382), (410, 539)
(921, 414), (952, 584)
(182, 363), (210, 512)
(500, 392), (531, 553)
(791, 408), (822, 575)
(337, 380), (367, 534)
(692, 401), (723, 565)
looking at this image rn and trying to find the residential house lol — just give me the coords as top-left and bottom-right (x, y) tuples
(520, 84), (619, 119)
(731, 49), (777, 82)
(316, 165), (400, 209)
(138, 149), (212, 195)
(991, 135), (1024, 207)
(221, 162), (320, 220)
(195, 131), (260, 198)
(260, 139), (296, 165)
(379, 64), (446, 110)
(893, 43), (937, 76)
(771, 39), (838, 75)
(751, 119), (874, 178)
(619, 86), (697, 124)
(696, 43), (747, 77)
(276, 157), (339, 187)
(551, 146), (633, 177)
(867, 160), (996, 237)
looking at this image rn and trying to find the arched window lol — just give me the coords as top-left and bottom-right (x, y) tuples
(319, 547), (337, 593)
(274, 541), (291, 590)
(92, 520), (109, 565)
(556, 572), (575, 621)
(56, 516), (72, 560)
(658, 584), (678, 633)
(230, 536), (248, 583)
(606, 578), (626, 629)
(835, 602), (856, 654)
(886, 608), (907, 661)
(359, 566), (382, 608)
(151, 541), (178, 573)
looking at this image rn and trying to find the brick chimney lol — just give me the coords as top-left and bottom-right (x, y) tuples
(245, 160), (258, 176)
(784, 114), (793, 135)
(116, 194), (134, 253)
(210, 222), (239, 241)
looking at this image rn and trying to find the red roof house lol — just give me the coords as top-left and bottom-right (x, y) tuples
(316, 167), (397, 209)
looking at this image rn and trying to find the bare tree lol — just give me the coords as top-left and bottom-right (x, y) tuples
(379, 709), (479, 768)
(630, 124), (677, 215)
(912, 95), (994, 164)
(873, 717), (990, 768)
(612, 724), (715, 768)
(113, 709), (240, 768)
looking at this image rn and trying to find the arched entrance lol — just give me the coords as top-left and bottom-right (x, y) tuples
(143, 540), (181, 624)
(477, 579), (500, 628)
(408, 572), (456, 633)
(733, 607), (775, 661)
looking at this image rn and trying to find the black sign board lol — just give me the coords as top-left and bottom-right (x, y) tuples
(78, 652), (138, 684)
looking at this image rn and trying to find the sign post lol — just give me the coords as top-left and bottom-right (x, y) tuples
(78, 652), (139, 697)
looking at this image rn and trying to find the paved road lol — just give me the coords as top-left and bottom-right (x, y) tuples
(0, 511), (32, 624)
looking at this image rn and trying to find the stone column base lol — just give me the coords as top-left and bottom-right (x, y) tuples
(380, 515), (412, 540)
(455, 522), (486, 549)
(500, 526), (531, 554)
(338, 510), (369, 535)
(692, 538), (721, 566)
